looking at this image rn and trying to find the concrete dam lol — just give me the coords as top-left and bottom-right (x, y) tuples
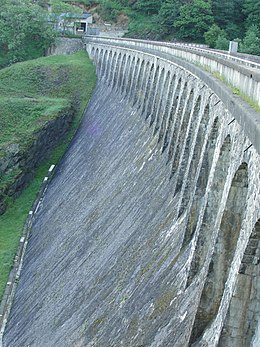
(2, 37), (260, 346)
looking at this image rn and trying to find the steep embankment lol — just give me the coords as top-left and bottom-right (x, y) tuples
(0, 51), (95, 213)
(0, 51), (96, 300)
(3, 79), (192, 347)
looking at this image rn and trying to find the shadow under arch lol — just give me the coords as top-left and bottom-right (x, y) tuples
(133, 59), (146, 106)
(174, 94), (202, 194)
(154, 69), (171, 135)
(104, 50), (113, 82)
(112, 52), (121, 89)
(141, 62), (154, 116)
(121, 54), (132, 95)
(189, 160), (249, 345)
(128, 57), (141, 102)
(145, 65), (160, 121)
(183, 116), (220, 246)
(162, 78), (186, 156)
(100, 49), (108, 78)
(168, 87), (195, 174)
(150, 67), (165, 127)
(158, 71), (176, 144)
(107, 50), (117, 85)
(116, 53), (126, 93)
(178, 103), (211, 218)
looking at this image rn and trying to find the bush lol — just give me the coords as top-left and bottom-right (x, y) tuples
(204, 24), (226, 48)
(0, 0), (56, 67)
(126, 14), (161, 40)
(240, 25), (260, 55)
(98, 0), (123, 22)
(215, 35), (229, 50)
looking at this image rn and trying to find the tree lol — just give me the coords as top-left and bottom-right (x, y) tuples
(158, 0), (184, 37)
(215, 35), (229, 50)
(133, 0), (163, 15)
(0, 0), (56, 67)
(50, 0), (82, 14)
(212, 0), (234, 28)
(212, 0), (245, 39)
(240, 25), (260, 55)
(174, 0), (214, 42)
(204, 24), (226, 47)
(243, 0), (260, 30)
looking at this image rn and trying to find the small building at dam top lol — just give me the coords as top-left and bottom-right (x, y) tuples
(2, 37), (260, 347)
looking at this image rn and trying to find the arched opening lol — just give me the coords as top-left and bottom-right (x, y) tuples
(116, 53), (126, 93)
(104, 50), (113, 81)
(125, 56), (135, 96)
(189, 160), (248, 345)
(100, 50), (108, 78)
(133, 59), (145, 106)
(112, 52), (121, 89)
(141, 63), (154, 116)
(150, 68), (165, 127)
(178, 103), (210, 217)
(137, 61), (150, 110)
(168, 86), (193, 169)
(154, 70), (170, 135)
(145, 65), (160, 120)
(219, 219), (259, 347)
(161, 77), (182, 154)
(121, 55), (131, 95)
(108, 51), (117, 85)
(158, 72), (175, 144)
(97, 49), (104, 74)
(94, 48), (99, 65)
(175, 95), (202, 194)
(183, 116), (219, 246)
(129, 57), (141, 102)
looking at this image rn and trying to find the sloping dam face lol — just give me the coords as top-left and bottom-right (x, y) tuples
(3, 41), (260, 347)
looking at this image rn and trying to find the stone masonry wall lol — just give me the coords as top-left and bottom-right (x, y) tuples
(0, 107), (74, 215)
(87, 43), (260, 347)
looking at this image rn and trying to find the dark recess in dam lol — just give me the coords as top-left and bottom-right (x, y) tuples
(2, 38), (260, 347)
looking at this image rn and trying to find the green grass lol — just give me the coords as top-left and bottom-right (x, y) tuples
(211, 70), (260, 113)
(0, 51), (96, 301)
(0, 52), (95, 146)
(198, 63), (260, 113)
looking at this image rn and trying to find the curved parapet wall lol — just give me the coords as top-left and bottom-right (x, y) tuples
(85, 36), (260, 110)
(2, 39), (260, 347)
(85, 37), (260, 154)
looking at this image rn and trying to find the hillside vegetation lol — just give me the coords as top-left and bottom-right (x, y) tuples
(0, 0), (56, 68)
(10, 0), (258, 57)
(96, 0), (260, 54)
(0, 51), (96, 300)
(42, 0), (260, 54)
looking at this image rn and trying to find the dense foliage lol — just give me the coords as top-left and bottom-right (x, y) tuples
(97, 0), (260, 53)
(0, 0), (57, 68)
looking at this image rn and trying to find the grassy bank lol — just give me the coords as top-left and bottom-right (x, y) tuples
(0, 51), (96, 300)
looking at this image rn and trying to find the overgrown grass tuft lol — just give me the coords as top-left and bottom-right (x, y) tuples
(0, 51), (96, 300)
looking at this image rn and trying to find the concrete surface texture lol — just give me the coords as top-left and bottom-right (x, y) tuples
(3, 40), (260, 347)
